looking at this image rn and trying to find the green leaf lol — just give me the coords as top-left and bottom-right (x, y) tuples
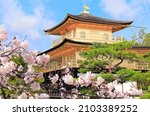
(34, 77), (45, 83)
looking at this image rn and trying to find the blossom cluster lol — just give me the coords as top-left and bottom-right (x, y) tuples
(0, 27), (50, 99)
(49, 69), (143, 99)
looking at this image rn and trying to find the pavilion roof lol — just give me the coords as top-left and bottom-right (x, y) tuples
(44, 13), (133, 34)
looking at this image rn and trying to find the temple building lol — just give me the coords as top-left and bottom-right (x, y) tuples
(42, 5), (150, 74)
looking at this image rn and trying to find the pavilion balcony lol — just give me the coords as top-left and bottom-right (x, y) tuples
(120, 61), (150, 71)
(52, 35), (123, 47)
(135, 62), (150, 70)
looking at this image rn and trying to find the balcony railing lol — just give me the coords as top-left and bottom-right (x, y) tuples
(52, 33), (123, 47)
(52, 36), (123, 47)
(135, 62), (150, 70)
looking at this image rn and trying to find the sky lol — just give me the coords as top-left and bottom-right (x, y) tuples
(0, 0), (150, 52)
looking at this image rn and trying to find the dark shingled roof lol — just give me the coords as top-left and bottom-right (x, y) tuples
(68, 13), (133, 25)
(44, 13), (133, 33)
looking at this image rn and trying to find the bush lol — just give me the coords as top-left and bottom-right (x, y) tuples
(148, 86), (150, 91)
(140, 91), (150, 99)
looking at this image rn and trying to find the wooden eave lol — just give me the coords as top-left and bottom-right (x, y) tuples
(40, 38), (92, 55)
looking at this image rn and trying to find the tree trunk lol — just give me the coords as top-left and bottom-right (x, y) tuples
(108, 63), (112, 73)
(122, 83), (124, 93)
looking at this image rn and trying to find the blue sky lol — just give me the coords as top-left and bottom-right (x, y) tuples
(0, 0), (150, 52)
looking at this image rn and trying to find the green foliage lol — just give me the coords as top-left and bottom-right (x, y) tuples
(8, 76), (24, 86)
(79, 87), (97, 97)
(140, 91), (150, 99)
(0, 90), (2, 95)
(79, 41), (141, 73)
(100, 73), (116, 83)
(34, 77), (44, 83)
(143, 52), (150, 64)
(79, 39), (150, 93)
(79, 60), (107, 73)
(131, 71), (150, 90)
(148, 86), (150, 91)
(116, 69), (140, 83)
(80, 88), (90, 95)
(11, 55), (28, 73)
(116, 69), (150, 90)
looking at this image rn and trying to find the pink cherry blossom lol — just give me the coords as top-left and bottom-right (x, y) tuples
(108, 92), (117, 98)
(27, 65), (34, 73)
(0, 32), (7, 41)
(17, 93), (28, 99)
(37, 72), (43, 78)
(0, 77), (8, 86)
(30, 82), (41, 91)
(3, 61), (16, 73)
(31, 50), (39, 57)
(78, 72), (95, 87)
(36, 54), (50, 65)
(24, 76), (34, 84)
(34, 93), (49, 99)
(96, 77), (104, 86)
(3, 46), (12, 53)
(0, 66), (6, 76)
(12, 38), (21, 47)
(23, 54), (35, 64)
(0, 57), (9, 65)
(39, 93), (49, 99)
(0, 26), (7, 42)
(63, 74), (74, 85)
(50, 74), (59, 84)
(129, 88), (143, 96)
(107, 82), (114, 92)
(0, 31), (51, 99)
(20, 40), (29, 49)
(78, 77), (85, 86)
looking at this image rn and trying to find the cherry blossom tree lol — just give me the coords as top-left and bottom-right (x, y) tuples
(0, 26), (50, 99)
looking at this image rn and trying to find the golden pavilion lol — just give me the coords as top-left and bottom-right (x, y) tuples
(42, 5), (150, 75)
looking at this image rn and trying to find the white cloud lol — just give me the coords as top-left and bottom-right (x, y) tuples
(0, 0), (55, 39)
(99, 0), (143, 19)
